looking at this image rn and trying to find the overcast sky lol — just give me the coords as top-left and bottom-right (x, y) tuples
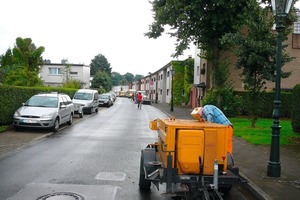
(1, 1), (299, 76)
(0, 0), (195, 76)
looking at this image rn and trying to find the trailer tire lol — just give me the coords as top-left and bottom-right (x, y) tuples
(139, 153), (151, 190)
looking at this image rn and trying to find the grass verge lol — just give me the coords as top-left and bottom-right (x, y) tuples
(230, 117), (300, 145)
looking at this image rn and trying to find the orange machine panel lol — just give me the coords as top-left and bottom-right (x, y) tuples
(203, 128), (228, 175)
(177, 130), (204, 174)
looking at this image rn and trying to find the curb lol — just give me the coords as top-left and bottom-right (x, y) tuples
(239, 172), (273, 200)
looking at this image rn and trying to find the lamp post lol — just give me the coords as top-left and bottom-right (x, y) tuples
(267, 0), (293, 178)
(170, 69), (175, 112)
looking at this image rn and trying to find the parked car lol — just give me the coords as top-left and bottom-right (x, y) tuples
(13, 92), (74, 132)
(98, 93), (113, 107)
(72, 89), (99, 116)
(108, 91), (117, 102)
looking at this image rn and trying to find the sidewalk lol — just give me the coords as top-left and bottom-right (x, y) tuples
(152, 103), (300, 200)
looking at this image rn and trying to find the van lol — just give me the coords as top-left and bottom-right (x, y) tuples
(72, 89), (99, 116)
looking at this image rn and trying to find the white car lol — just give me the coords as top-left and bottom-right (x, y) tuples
(72, 89), (99, 116)
(13, 93), (74, 132)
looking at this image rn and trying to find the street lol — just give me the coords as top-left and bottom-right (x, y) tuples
(0, 98), (256, 200)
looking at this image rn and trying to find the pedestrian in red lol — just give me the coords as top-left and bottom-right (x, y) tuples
(137, 92), (143, 109)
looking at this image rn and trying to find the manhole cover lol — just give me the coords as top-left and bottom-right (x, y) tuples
(36, 192), (85, 200)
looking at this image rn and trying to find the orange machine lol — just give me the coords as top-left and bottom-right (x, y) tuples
(139, 115), (240, 199)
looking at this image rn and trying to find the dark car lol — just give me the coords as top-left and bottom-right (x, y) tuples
(98, 94), (113, 107)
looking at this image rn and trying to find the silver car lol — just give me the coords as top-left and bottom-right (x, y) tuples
(13, 93), (74, 132)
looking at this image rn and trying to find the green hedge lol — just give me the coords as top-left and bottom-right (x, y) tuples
(292, 84), (300, 133)
(0, 85), (77, 125)
(234, 91), (292, 118)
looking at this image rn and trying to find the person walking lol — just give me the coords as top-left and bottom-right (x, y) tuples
(137, 92), (143, 109)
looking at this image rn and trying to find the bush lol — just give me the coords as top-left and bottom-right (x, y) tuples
(234, 91), (292, 118)
(291, 84), (300, 133)
(202, 88), (243, 117)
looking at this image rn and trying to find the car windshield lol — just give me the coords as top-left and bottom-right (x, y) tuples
(26, 96), (58, 108)
(99, 95), (109, 99)
(73, 92), (93, 100)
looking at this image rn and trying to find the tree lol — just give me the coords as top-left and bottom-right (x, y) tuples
(112, 72), (123, 86)
(222, 2), (294, 127)
(12, 37), (45, 73)
(146, 0), (251, 88)
(91, 71), (112, 92)
(123, 72), (134, 83)
(0, 37), (45, 86)
(90, 54), (112, 76)
(4, 66), (43, 86)
(134, 74), (144, 81)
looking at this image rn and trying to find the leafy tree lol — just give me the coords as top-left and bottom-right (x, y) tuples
(222, 2), (294, 127)
(90, 54), (112, 75)
(0, 37), (45, 86)
(91, 71), (112, 92)
(0, 49), (14, 82)
(134, 74), (144, 81)
(146, 0), (251, 88)
(12, 37), (45, 73)
(112, 72), (123, 86)
(4, 66), (43, 86)
(119, 78), (128, 86)
(123, 72), (134, 83)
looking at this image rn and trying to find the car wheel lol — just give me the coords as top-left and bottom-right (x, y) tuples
(79, 112), (83, 118)
(52, 118), (60, 132)
(67, 114), (73, 125)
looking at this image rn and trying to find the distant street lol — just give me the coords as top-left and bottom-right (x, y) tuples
(0, 98), (256, 200)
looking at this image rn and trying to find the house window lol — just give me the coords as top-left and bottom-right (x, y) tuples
(49, 68), (62, 75)
(197, 66), (200, 75)
(160, 89), (162, 95)
(70, 71), (78, 76)
(294, 12), (300, 34)
(167, 89), (169, 96)
(292, 12), (300, 49)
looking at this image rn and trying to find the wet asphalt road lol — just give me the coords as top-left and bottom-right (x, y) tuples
(0, 98), (257, 200)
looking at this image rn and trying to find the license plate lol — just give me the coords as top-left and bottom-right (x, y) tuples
(23, 119), (37, 123)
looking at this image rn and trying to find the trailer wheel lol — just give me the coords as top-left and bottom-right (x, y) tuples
(139, 153), (151, 190)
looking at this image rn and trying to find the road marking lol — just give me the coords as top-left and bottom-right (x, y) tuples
(95, 172), (126, 181)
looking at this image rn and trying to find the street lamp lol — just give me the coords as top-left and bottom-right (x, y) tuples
(170, 69), (175, 112)
(267, 0), (293, 178)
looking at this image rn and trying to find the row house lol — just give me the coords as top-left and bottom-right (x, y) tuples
(129, 62), (175, 104)
(192, 10), (300, 107)
(40, 59), (90, 88)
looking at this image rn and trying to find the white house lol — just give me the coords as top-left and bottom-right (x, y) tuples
(39, 60), (90, 88)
